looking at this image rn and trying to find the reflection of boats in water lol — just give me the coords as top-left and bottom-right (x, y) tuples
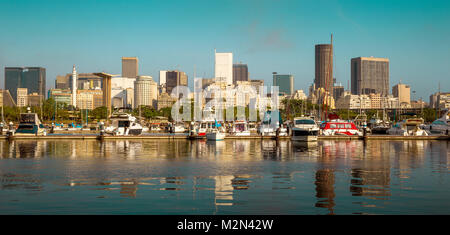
(15, 112), (47, 136)
(105, 113), (143, 136)
(291, 116), (319, 142)
(387, 118), (428, 136)
(292, 140), (318, 151)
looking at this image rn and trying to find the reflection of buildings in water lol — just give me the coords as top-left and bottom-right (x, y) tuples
(314, 169), (336, 215)
(7, 140), (47, 158)
(0, 172), (43, 191)
(120, 179), (139, 198)
(350, 168), (391, 199)
(392, 141), (426, 179)
(159, 176), (185, 191)
(232, 140), (251, 154)
(214, 175), (234, 206)
(189, 139), (207, 159)
(429, 141), (450, 173)
(231, 174), (251, 190)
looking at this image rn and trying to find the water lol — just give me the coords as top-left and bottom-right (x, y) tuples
(0, 139), (448, 215)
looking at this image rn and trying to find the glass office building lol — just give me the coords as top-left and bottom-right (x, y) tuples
(5, 67), (46, 102)
(273, 73), (294, 96)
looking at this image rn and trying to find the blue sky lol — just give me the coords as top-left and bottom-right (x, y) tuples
(0, 0), (449, 100)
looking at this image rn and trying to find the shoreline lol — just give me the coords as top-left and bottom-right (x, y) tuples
(0, 134), (448, 141)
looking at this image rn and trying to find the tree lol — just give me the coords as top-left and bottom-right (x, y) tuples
(90, 106), (108, 121)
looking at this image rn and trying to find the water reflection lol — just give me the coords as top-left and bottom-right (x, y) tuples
(0, 139), (448, 214)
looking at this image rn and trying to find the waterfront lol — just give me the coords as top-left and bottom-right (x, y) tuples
(0, 139), (449, 215)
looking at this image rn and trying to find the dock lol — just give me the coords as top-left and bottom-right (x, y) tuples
(0, 134), (448, 141)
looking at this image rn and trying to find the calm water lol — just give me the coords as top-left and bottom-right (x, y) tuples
(0, 139), (448, 215)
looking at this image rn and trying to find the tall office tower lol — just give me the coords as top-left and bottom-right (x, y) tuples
(315, 44), (333, 97)
(122, 57), (139, 78)
(214, 50), (233, 85)
(159, 70), (167, 87)
(166, 70), (188, 95)
(233, 63), (249, 84)
(351, 57), (390, 96)
(5, 67), (46, 102)
(134, 76), (157, 109)
(272, 72), (294, 95)
(71, 65), (77, 108)
(392, 82), (411, 105)
(333, 85), (345, 102)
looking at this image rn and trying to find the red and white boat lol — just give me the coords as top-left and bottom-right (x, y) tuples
(319, 119), (363, 136)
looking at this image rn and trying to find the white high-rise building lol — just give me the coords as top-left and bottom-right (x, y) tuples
(71, 65), (77, 108)
(214, 50), (233, 85)
(159, 70), (167, 86)
(134, 76), (157, 109)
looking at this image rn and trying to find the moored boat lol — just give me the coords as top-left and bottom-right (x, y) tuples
(387, 118), (429, 136)
(291, 116), (319, 141)
(319, 119), (363, 136)
(105, 112), (143, 136)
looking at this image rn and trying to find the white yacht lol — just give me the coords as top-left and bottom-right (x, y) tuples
(206, 121), (226, 141)
(172, 123), (186, 133)
(231, 120), (251, 136)
(427, 111), (449, 134)
(105, 113), (143, 136)
(291, 116), (320, 142)
(387, 118), (429, 136)
(206, 129), (226, 141)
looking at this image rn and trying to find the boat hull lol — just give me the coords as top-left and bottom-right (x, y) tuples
(206, 132), (226, 141)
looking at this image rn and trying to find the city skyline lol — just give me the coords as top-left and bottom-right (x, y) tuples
(0, 0), (449, 100)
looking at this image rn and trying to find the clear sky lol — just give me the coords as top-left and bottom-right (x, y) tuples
(0, 0), (449, 100)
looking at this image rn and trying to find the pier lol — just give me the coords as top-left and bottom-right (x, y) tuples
(1, 134), (448, 141)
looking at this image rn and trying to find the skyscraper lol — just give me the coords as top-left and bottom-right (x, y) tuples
(166, 70), (188, 95)
(122, 57), (138, 78)
(272, 72), (294, 95)
(134, 76), (157, 109)
(214, 50), (233, 85)
(5, 67), (46, 102)
(392, 82), (410, 105)
(71, 65), (77, 108)
(351, 57), (389, 96)
(233, 63), (248, 84)
(315, 44), (333, 97)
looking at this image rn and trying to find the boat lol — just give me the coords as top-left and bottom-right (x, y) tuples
(15, 112), (47, 136)
(230, 120), (251, 136)
(206, 120), (226, 141)
(369, 119), (391, 134)
(319, 119), (363, 136)
(105, 112), (143, 136)
(387, 118), (429, 136)
(291, 116), (320, 141)
(259, 110), (282, 136)
(206, 129), (226, 141)
(427, 110), (449, 134)
(169, 122), (186, 133)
